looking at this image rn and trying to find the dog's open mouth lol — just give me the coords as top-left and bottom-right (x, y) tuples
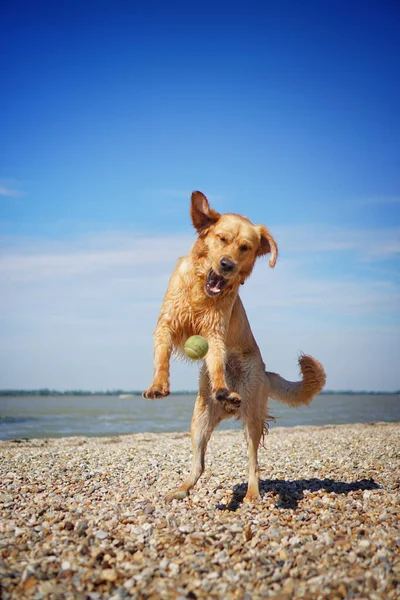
(205, 269), (227, 296)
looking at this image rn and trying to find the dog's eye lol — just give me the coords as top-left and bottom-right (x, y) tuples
(218, 235), (228, 244)
(240, 244), (250, 252)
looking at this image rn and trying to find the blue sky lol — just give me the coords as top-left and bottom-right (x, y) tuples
(1, 0), (399, 391)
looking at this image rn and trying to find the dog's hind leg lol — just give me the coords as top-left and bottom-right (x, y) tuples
(165, 390), (220, 501)
(242, 395), (267, 503)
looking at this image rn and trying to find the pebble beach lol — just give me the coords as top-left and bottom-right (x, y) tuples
(0, 422), (399, 600)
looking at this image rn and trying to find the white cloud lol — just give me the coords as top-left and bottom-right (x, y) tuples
(243, 262), (400, 317)
(2, 224), (398, 284)
(0, 185), (23, 198)
(273, 224), (400, 261)
(0, 233), (194, 281)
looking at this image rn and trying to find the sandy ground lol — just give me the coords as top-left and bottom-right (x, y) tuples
(0, 422), (399, 599)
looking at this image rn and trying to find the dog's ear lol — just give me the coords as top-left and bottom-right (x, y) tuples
(256, 225), (278, 267)
(191, 191), (220, 232)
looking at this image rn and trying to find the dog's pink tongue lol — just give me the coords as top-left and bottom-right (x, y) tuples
(209, 284), (221, 294)
(210, 273), (224, 293)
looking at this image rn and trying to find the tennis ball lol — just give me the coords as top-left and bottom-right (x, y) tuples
(184, 335), (209, 360)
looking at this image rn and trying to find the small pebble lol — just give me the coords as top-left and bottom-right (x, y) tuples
(95, 530), (108, 540)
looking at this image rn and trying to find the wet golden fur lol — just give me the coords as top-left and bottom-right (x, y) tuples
(143, 192), (326, 502)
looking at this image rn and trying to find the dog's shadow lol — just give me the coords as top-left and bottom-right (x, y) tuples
(217, 477), (381, 511)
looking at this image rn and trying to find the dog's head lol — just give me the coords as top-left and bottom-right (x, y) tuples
(190, 191), (278, 297)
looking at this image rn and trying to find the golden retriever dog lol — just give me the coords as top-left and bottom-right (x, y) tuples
(143, 191), (326, 503)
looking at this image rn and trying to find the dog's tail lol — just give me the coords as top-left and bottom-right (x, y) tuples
(266, 353), (326, 407)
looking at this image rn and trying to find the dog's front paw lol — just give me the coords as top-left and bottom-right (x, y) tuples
(214, 388), (241, 407)
(143, 383), (170, 399)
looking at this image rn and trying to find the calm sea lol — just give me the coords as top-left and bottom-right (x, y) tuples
(0, 394), (399, 441)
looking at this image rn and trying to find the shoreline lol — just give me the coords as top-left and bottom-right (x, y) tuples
(1, 422), (399, 599)
(1, 419), (399, 443)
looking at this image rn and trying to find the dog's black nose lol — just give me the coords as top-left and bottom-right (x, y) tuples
(220, 257), (236, 272)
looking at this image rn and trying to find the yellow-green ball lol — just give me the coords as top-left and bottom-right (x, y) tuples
(184, 335), (209, 360)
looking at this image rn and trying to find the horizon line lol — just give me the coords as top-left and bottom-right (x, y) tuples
(0, 389), (399, 396)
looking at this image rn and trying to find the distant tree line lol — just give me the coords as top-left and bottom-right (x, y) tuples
(0, 389), (197, 397)
(0, 389), (142, 397)
(318, 390), (400, 396)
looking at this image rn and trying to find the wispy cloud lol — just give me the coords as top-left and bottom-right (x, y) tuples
(243, 263), (400, 317)
(274, 224), (400, 261)
(0, 233), (193, 282)
(1, 225), (399, 299)
(0, 185), (23, 198)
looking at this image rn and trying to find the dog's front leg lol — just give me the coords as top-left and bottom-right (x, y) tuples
(143, 324), (172, 399)
(165, 391), (215, 501)
(206, 336), (241, 407)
